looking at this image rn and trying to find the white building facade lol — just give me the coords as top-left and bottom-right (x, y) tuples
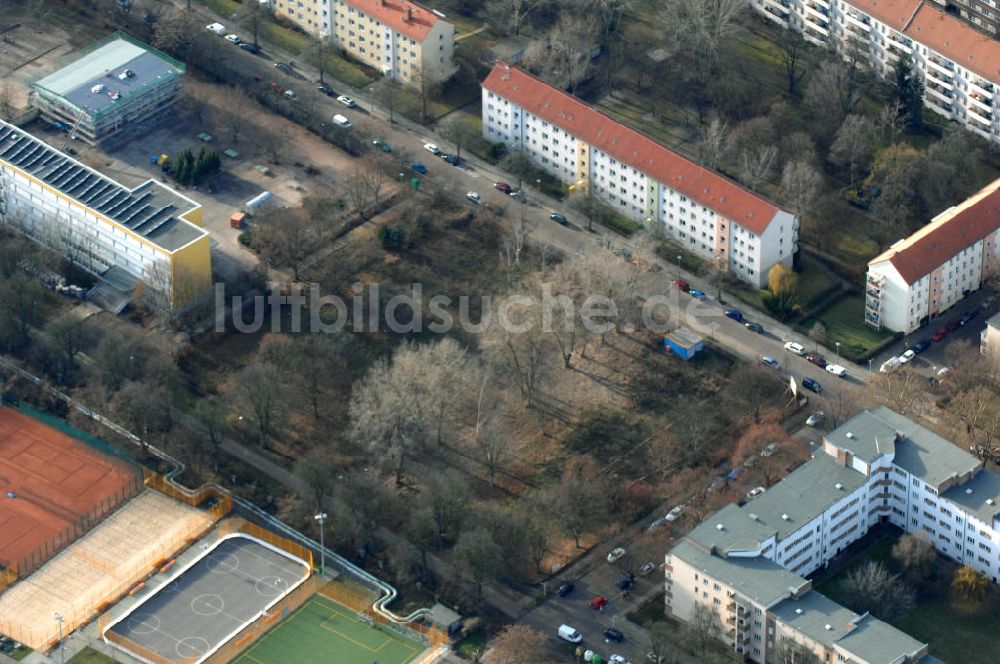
(481, 63), (798, 288)
(750, 0), (1000, 144)
(330, 0), (455, 86)
(667, 407), (1000, 662)
(865, 178), (1000, 332)
(0, 121), (211, 308)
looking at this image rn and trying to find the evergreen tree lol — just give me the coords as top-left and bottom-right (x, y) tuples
(893, 55), (924, 133)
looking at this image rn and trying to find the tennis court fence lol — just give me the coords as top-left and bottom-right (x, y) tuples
(317, 581), (449, 649)
(143, 470), (232, 521)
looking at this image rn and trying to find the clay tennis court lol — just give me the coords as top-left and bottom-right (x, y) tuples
(0, 407), (141, 572)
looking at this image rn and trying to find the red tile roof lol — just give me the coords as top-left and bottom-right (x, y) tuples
(904, 3), (1000, 84)
(341, 0), (443, 43)
(870, 180), (1000, 284)
(847, 0), (922, 32)
(481, 63), (785, 235)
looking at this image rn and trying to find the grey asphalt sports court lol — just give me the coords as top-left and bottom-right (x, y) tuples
(106, 535), (311, 663)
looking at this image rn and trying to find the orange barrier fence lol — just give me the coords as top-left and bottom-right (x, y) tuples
(214, 518), (314, 571)
(143, 471), (233, 521)
(105, 627), (198, 664)
(317, 581), (450, 649)
(201, 576), (318, 664)
(0, 568), (14, 597)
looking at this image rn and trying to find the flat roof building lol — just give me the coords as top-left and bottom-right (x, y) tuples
(0, 120), (211, 309)
(31, 32), (185, 146)
(666, 406), (1000, 663)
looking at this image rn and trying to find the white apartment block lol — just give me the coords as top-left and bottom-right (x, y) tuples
(750, 0), (1000, 144)
(329, 0), (455, 85)
(481, 64), (798, 288)
(668, 406), (1000, 663)
(272, 0), (332, 37)
(865, 178), (1000, 333)
(0, 121), (212, 309)
(982, 311), (1000, 355)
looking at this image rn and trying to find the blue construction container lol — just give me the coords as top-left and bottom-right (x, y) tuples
(663, 328), (705, 361)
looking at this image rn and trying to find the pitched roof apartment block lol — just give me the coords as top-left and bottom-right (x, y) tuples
(865, 178), (1000, 332)
(481, 63), (798, 288)
(750, 0), (1000, 144)
(340, 0), (440, 42)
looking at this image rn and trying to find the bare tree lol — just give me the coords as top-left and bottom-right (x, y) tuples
(549, 457), (609, 547)
(829, 114), (879, 186)
(741, 144), (778, 192)
(684, 602), (722, 653)
(304, 36), (331, 83)
(503, 211), (537, 268)
(254, 125), (287, 165)
(865, 368), (926, 415)
(660, 0), (745, 66)
(485, 0), (544, 36)
(0, 83), (15, 122)
(438, 115), (477, 163)
(113, 381), (172, 453)
(808, 321), (827, 352)
(781, 160), (822, 222)
(488, 626), (554, 664)
(697, 117), (730, 170)
(892, 531), (936, 583)
(776, 639), (821, 664)
(345, 155), (387, 220)
(214, 86), (251, 144)
(841, 560), (915, 621)
(239, 1), (268, 47)
(254, 207), (317, 282)
(778, 31), (810, 96)
(524, 13), (597, 94)
(454, 526), (503, 603)
(234, 362), (287, 449)
(373, 78), (401, 124)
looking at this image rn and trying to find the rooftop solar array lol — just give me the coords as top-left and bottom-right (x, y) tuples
(0, 122), (205, 252)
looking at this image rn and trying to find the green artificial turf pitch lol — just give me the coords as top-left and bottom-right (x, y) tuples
(233, 594), (424, 664)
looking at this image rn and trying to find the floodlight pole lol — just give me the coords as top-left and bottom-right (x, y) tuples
(314, 512), (328, 579)
(54, 612), (64, 664)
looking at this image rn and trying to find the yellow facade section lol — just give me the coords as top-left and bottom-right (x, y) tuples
(180, 206), (204, 228)
(575, 140), (589, 186)
(169, 235), (213, 307)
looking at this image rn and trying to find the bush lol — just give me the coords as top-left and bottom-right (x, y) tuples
(568, 195), (639, 236)
(378, 225), (406, 251)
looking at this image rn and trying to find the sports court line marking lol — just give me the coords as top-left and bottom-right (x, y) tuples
(318, 614), (392, 653)
(313, 595), (420, 656)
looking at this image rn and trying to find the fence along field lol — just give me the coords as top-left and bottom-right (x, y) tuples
(0, 406), (143, 583)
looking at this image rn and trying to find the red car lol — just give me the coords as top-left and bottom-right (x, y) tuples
(805, 352), (827, 368)
(672, 279), (690, 293)
(945, 319), (961, 333)
(931, 328), (949, 342)
(590, 596), (608, 610)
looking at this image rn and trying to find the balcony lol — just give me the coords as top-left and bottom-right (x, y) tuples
(970, 78), (995, 97)
(968, 104), (994, 126)
(762, 2), (791, 25)
(969, 92), (993, 113)
(812, 0), (831, 7)
(926, 55), (955, 77)
(805, 2), (830, 19)
(866, 298), (880, 312)
(845, 10), (872, 30)
(887, 31), (913, 51)
(806, 16), (830, 34)
(865, 311), (881, 328)
(966, 121), (992, 141)
(803, 29), (829, 46)
(926, 95), (954, 116)
(926, 84), (953, 104)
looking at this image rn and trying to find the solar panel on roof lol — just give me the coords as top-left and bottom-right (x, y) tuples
(96, 190), (129, 213)
(51, 165), (85, 188)
(120, 204), (153, 227)
(82, 182), (114, 205)
(108, 191), (152, 220)
(135, 209), (176, 236)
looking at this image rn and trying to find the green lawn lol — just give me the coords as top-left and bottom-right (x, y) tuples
(815, 536), (1000, 664)
(234, 595), (424, 664)
(200, 0), (310, 54)
(67, 647), (117, 664)
(801, 292), (897, 360)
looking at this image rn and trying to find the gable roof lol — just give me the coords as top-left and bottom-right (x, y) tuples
(847, 0), (922, 32)
(341, 0), (443, 42)
(482, 63), (786, 235)
(868, 178), (1000, 284)
(905, 3), (1000, 84)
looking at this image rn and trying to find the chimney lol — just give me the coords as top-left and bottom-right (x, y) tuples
(407, 7), (413, 22)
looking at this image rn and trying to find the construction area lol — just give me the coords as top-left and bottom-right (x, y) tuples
(30, 31), (185, 145)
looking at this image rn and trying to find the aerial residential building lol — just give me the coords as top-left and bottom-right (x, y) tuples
(865, 178), (1000, 332)
(982, 311), (1000, 355)
(330, 0), (456, 86)
(272, 0), (333, 37)
(30, 32), (184, 146)
(481, 63), (798, 288)
(927, 0), (1000, 37)
(750, 0), (1000, 144)
(0, 121), (212, 309)
(668, 406), (1000, 662)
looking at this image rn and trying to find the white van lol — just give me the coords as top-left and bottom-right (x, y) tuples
(879, 356), (901, 373)
(332, 114), (353, 128)
(206, 23), (227, 35)
(558, 624), (582, 643)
